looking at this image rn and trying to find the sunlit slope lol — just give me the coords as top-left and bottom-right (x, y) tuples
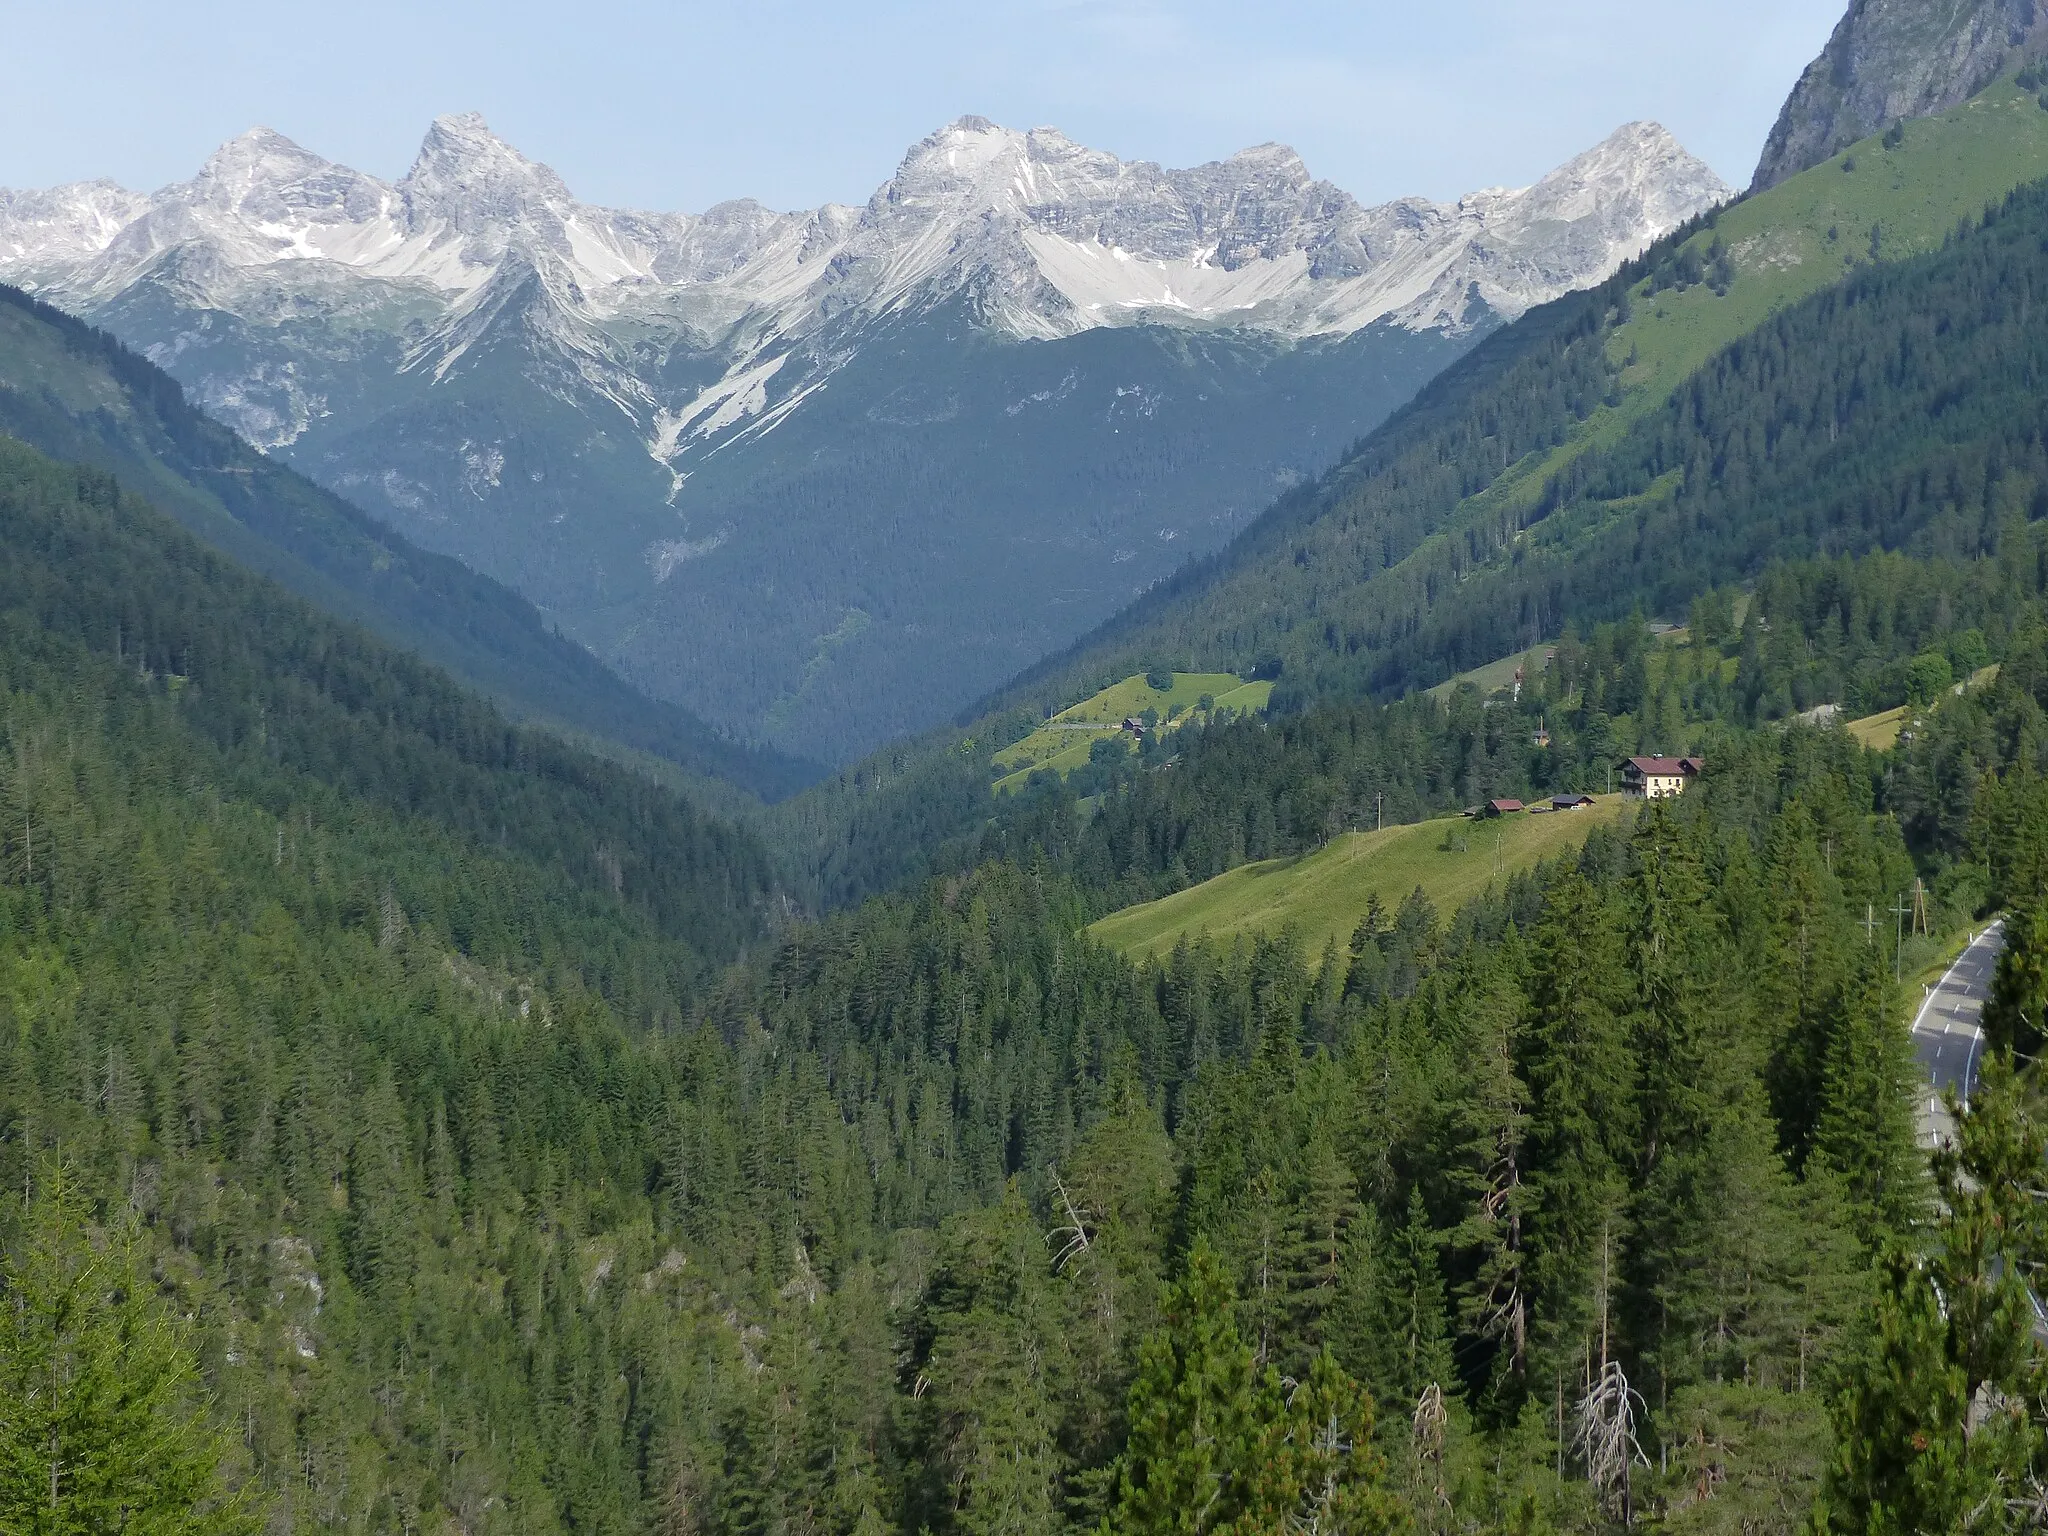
(990, 75), (2048, 719)
(992, 671), (1271, 791)
(1090, 796), (1628, 961)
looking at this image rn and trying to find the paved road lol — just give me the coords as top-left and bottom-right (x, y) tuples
(1911, 918), (2004, 1148)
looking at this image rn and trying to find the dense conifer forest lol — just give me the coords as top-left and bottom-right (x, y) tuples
(0, 284), (817, 801)
(13, 409), (2048, 1532)
(28, 72), (2048, 1536)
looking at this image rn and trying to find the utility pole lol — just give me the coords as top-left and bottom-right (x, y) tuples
(1890, 892), (1912, 984)
(1912, 878), (1931, 938)
(1863, 903), (1877, 946)
(1375, 791), (1384, 833)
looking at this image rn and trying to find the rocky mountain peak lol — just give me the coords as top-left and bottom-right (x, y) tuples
(0, 180), (148, 272)
(1507, 122), (1724, 237)
(186, 126), (388, 226)
(402, 112), (578, 233)
(1752, 0), (2048, 190)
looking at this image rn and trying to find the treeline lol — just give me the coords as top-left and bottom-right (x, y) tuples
(1266, 174), (2048, 707)
(780, 513), (2048, 922)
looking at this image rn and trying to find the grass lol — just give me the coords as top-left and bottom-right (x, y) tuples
(1089, 794), (1630, 962)
(1425, 644), (1550, 700)
(992, 671), (1274, 793)
(1846, 706), (1909, 750)
(1842, 666), (1999, 750)
(1613, 84), (2048, 408)
(1424, 625), (1734, 707)
(1413, 77), (2048, 551)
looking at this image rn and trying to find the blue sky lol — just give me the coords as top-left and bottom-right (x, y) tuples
(7, 0), (1845, 209)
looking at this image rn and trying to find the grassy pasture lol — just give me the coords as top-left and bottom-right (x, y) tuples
(1090, 794), (1630, 962)
(992, 671), (1273, 793)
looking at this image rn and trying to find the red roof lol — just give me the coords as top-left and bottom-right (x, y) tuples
(1487, 798), (1525, 812)
(1622, 756), (1703, 776)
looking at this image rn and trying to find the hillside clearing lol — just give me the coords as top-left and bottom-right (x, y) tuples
(1090, 794), (1630, 962)
(993, 671), (1272, 792)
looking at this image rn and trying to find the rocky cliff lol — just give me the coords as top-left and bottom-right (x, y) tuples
(1753, 0), (2048, 190)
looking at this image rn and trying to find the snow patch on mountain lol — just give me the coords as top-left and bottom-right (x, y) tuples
(0, 113), (1730, 468)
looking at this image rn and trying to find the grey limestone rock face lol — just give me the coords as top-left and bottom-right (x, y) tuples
(1752, 0), (2048, 191)
(0, 115), (1731, 759)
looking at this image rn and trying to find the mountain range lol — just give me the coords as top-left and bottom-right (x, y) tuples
(0, 115), (1728, 759)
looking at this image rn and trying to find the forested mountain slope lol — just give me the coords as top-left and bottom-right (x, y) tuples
(0, 434), (776, 1007)
(981, 77), (2048, 728)
(15, 543), (2040, 1531)
(19, 352), (2048, 1529)
(770, 110), (2048, 909)
(0, 284), (819, 800)
(0, 114), (1725, 761)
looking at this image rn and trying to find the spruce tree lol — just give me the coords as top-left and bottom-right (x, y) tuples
(1446, 963), (1531, 1407)
(1521, 870), (1636, 1387)
(1812, 948), (1924, 1243)
(1817, 1054), (2048, 1533)
(1983, 903), (2048, 1060)
(1385, 1187), (1455, 1418)
(0, 1169), (256, 1534)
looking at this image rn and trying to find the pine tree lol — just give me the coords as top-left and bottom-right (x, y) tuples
(1224, 1350), (1400, 1536)
(1105, 1240), (1259, 1536)
(0, 1168), (257, 1534)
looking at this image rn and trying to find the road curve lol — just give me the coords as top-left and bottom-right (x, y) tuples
(1911, 918), (2004, 1149)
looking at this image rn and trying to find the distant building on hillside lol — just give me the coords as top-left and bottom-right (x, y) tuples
(1619, 756), (1703, 799)
(1551, 793), (1596, 810)
(1481, 798), (1525, 817)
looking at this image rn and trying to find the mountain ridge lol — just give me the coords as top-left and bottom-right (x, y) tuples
(1752, 0), (2048, 189)
(0, 112), (1731, 431)
(0, 114), (1730, 760)
(0, 280), (820, 800)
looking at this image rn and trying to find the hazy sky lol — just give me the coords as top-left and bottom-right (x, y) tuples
(4, 0), (1846, 211)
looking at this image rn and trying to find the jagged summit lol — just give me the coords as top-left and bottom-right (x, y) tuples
(404, 112), (580, 233)
(0, 110), (1731, 472)
(0, 113), (1734, 758)
(0, 112), (1728, 342)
